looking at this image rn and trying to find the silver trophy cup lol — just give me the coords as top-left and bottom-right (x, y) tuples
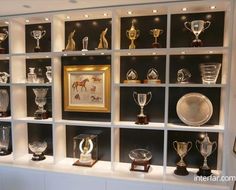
(133, 91), (152, 124)
(31, 29), (46, 52)
(82, 36), (88, 51)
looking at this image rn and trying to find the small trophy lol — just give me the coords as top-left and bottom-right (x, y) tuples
(150, 29), (163, 48)
(133, 91), (152, 124)
(27, 67), (37, 83)
(184, 20), (211, 47)
(0, 89), (9, 117)
(196, 133), (217, 176)
(31, 26), (46, 52)
(0, 29), (8, 54)
(144, 68), (161, 84)
(73, 134), (98, 167)
(96, 28), (108, 49)
(33, 88), (48, 119)
(177, 68), (191, 83)
(173, 141), (192, 176)
(126, 20), (140, 49)
(82, 36), (88, 51)
(64, 30), (76, 51)
(0, 72), (10, 83)
(123, 69), (141, 83)
(0, 125), (11, 156)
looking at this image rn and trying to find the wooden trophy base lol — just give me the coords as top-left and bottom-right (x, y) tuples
(143, 79), (161, 84)
(192, 39), (203, 47)
(34, 111), (48, 120)
(34, 47), (41, 52)
(130, 160), (150, 172)
(152, 42), (160, 48)
(197, 167), (212, 177)
(73, 159), (97, 167)
(174, 165), (189, 176)
(0, 111), (9, 117)
(0, 150), (11, 156)
(123, 80), (141, 84)
(32, 153), (46, 161)
(135, 115), (148, 125)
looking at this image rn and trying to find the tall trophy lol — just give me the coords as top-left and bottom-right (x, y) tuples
(31, 27), (46, 52)
(0, 29), (8, 54)
(82, 36), (88, 51)
(0, 89), (9, 117)
(123, 69), (141, 83)
(177, 68), (191, 83)
(64, 30), (76, 51)
(150, 29), (163, 48)
(96, 28), (108, 49)
(184, 20), (211, 47)
(173, 141), (192, 176)
(133, 91), (152, 124)
(126, 20), (140, 49)
(196, 133), (217, 176)
(33, 88), (48, 119)
(144, 68), (161, 84)
(0, 125), (11, 155)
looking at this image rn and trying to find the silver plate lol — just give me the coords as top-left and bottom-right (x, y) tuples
(129, 149), (152, 162)
(176, 93), (213, 126)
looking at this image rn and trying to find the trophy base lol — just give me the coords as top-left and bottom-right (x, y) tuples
(143, 79), (161, 84)
(0, 111), (9, 117)
(34, 47), (41, 52)
(135, 115), (149, 125)
(130, 160), (150, 172)
(0, 48), (6, 54)
(152, 42), (160, 48)
(32, 153), (46, 161)
(73, 159), (97, 167)
(174, 165), (189, 176)
(192, 39), (203, 47)
(34, 111), (48, 120)
(123, 80), (141, 84)
(0, 150), (11, 156)
(197, 167), (212, 176)
(95, 48), (107, 50)
(82, 49), (88, 51)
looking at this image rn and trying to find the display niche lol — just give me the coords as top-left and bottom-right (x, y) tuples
(65, 19), (112, 51)
(120, 15), (167, 49)
(170, 11), (224, 47)
(61, 55), (111, 121)
(0, 26), (9, 54)
(0, 60), (10, 84)
(169, 54), (222, 84)
(25, 23), (51, 53)
(66, 125), (111, 161)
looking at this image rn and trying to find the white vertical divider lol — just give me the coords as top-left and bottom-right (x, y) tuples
(163, 11), (171, 176)
(111, 8), (121, 171)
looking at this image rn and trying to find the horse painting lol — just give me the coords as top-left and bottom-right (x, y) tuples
(72, 78), (89, 92)
(90, 96), (102, 102)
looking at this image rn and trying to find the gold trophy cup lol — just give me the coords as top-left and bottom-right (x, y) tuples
(150, 29), (163, 48)
(126, 20), (140, 49)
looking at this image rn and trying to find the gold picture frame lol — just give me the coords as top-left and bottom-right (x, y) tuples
(64, 65), (110, 112)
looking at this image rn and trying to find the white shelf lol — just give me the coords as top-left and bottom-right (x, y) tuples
(168, 47), (228, 55)
(0, 116), (12, 122)
(117, 83), (166, 87)
(0, 153), (13, 164)
(167, 124), (224, 133)
(14, 117), (53, 124)
(114, 121), (165, 130)
(115, 49), (168, 56)
(11, 52), (53, 59)
(169, 84), (226, 88)
(0, 54), (10, 60)
(12, 82), (52, 87)
(0, 83), (10, 86)
(55, 119), (111, 128)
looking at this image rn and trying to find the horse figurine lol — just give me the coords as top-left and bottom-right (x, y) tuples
(97, 28), (108, 49)
(72, 78), (89, 92)
(64, 30), (76, 51)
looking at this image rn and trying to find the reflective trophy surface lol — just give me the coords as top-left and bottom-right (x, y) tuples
(126, 20), (140, 49)
(184, 20), (211, 47)
(144, 68), (161, 84)
(0, 72), (10, 83)
(123, 69), (141, 83)
(33, 88), (48, 119)
(82, 36), (89, 51)
(173, 141), (192, 176)
(0, 89), (9, 117)
(29, 141), (47, 161)
(133, 91), (152, 124)
(0, 125), (11, 155)
(46, 66), (52, 83)
(0, 29), (8, 54)
(150, 29), (163, 48)
(96, 28), (108, 49)
(196, 133), (217, 176)
(200, 63), (221, 84)
(177, 68), (191, 83)
(31, 27), (46, 52)
(27, 67), (37, 83)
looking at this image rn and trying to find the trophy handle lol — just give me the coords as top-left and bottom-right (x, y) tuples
(187, 141), (192, 152)
(145, 92), (152, 106)
(203, 21), (211, 31)
(126, 30), (129, 38)
(133, 91), (139, 105)
(195, 140), (201, 152)
(160, 29), (164, 35)
(41, 30), (46, 38)
(30, 31), (34, 37)
(136, 30), (140, 38)
(184, 22), (192, 32)
(211, 141), (217, 154)
(173, 141), (178, 152)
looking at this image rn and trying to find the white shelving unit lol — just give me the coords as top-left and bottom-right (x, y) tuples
(0, 0), (235, 190)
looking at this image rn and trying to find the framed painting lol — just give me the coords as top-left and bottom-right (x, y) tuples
(233, 136), (236, 154)
(64, 65), (110, 112)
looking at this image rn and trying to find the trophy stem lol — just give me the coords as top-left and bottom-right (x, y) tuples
(154, 37), (157, 43)
(140, 106), (144, 116)
(36, 39), (40, 48)
(203, 157), (209, 169)
(129, 40), (135, 49)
